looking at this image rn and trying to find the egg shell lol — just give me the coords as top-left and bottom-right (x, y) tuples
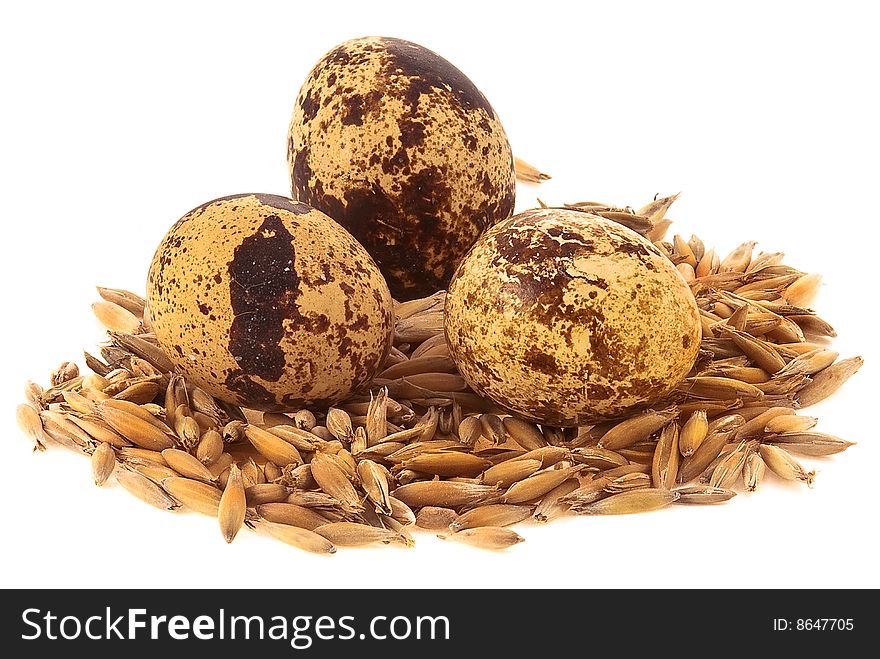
(288, 36), (515, 301)
(444, 208), (702, 426)
(147, 193), (394, 411)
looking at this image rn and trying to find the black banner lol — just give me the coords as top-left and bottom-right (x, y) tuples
(0, 589), (869, 655)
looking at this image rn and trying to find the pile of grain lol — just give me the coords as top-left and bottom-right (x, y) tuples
(16, 197), (862, 552)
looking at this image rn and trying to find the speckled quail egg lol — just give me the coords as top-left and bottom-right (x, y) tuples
(444, 208), (702, 426)
(288, 36), (516, 301)
(146, 193), (394, 411)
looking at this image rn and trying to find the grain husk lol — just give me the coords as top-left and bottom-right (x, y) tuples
(96, 286), (146, 316)
(503, 465), (583, 504)
(439, 527), (524, 550)
(97, 405), (174, 451)
(651, 422), (680, 490)
(91, 442), (116, 486)
(218, 464), (246, 543)
(130, 461), (179, 483)
(767, 432), (855, 457)
(196, 430), (224, 465)
(401, 451), (491, 477)
(571, 488), (679, 515)
(450, 504), (532, 531)
(533, 479), (580, 523)
(415, 506), (459, 530)
(392, 481), (499, 508)
(511, 446), (570, 468)
(16, 403), (47, 451)
(796, 357), (864, 407)
(314, 522), (407, 547)
(244, 424), (303, 468)
(67, 415), (132, 448)
(325, 407), (354, 442)
(161, 478), (221, 515)
(256, 503), (329, 531)
(39, 410), (92, 451)
(733, 407), (794, 440)
(116, 467), (180, 511)
(708, 441), (750, 489)
(501, 417), (547, 450)
(758, 445), (815, 485)
(259, 522), (337, 555)
(245, 483), (290, 506)
(357, 459), (393, 515)
(457, 416), (482, 446)
(743, 452), (766, 492)
(310, 452), (364, 512)
(678, 427), (736, 484)
(679, 410), (708, 457)
(673, 485), (736, 504)
(481, 458), (543, 488)
(161, 448), (214, 482)
(605, 472), (652, 493)
(570, 447), (629, 469)
(598, 409), (678, 450)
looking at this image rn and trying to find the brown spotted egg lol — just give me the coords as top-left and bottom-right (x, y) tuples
(444, 208), (702, 426)
(146, 193), (394, 411)
(288, 36), (516, 301)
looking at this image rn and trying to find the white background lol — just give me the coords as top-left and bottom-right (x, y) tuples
(1, 1), (878, 589)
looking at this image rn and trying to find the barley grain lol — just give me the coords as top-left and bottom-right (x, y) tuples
(196, 430), (224, 465)
(310, 452), (364, 512)
(605, 472), (653, 493)
(244, 424), (303, 468)
(392, 481), (499, 508)
(439, 527), (524, 550)
(708, 441), (750, 489)
(161, 448), (214, 482)
(743, 452), (766, 492)
(673, 486), (736, 504)
(161, 477), (221, 515)
(357, 459), (393, 515)
(260, 522), (336, 555)
(796, 357), (864, 408)
(678, 427), (737, 484)
(91, 442), (116, 486)
(598, 408), (678, 450)
(245, 483), (290, 506)
(503, 465), (583, 504)
(92, 301), (141, 334)
(16, 403), (47, 451)
(218, 464), (246, 543)
(533, 479), (580, 523)
(401, 451), (491, 477)
(768, 432), (855, 457)
(571, 488), (679, 515)
(570, 447), (629, 469)
(759, 445), (815, 486)
(116, 467), (180, 511)
(314, 522), (407, 547)
(480, 459), (542, 489)
(450, 504), (532, 531)
(256, 503), (329, 530)
(96, 286), (147, 316)
(325, 408), (354, 442)
(457, 416), (482, 446)
(652, 422), (680, 489)
(131, 462), (180, 483)
(679, 410), (708, 457)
